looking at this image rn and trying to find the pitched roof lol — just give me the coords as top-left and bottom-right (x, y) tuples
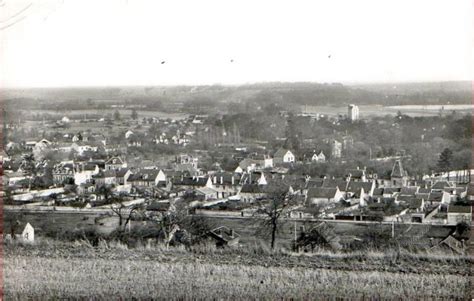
(372, 188), (384, 196)
(322, 179), (348, 191)
(391, 160), (407, 178)
(400, 186), (419, 195)
(116, 168), (130, 177)
(307, 187), (338, 199)
(105, 156), (124, 165)
(128, 170), (160, 182)
(172, 176), (209, 187)
(274, 148), (291, 158)
(306, 179), (324, 189)
(346, 181), (373, 194)
(345, 169), (365, 179)
(240, 184), (266, 194)
(448, 205), (471, 214)
(431, 181), (453, 190)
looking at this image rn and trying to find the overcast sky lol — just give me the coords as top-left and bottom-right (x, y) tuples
(0, 0), (472, 87)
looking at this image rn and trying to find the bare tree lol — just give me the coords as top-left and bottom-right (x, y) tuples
(110, 198), (143, 231)
(255, 189), (295, 250)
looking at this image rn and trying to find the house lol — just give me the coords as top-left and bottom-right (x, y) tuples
(235, 158), (259, 173)
(176, 154), (199, 169)
(273, 148), (295, 165)
(21, 223), (35, 242)
(208, 226), (240, 247)
(116, 168), (132, 185)
(195, 186), (221, 200)
(128, 169), (164, 187)
(431, 181), (453, 191)
(93, 170), (117, 186)
(345, 168), (367, 182)
(447, 205), (471, 225)
(5, 222), (35, 243)
(211, 172), (240, 198)
(127, 134), (143, 147)
(307, 187), (344, 205)
(105, 156), (127, 170)
(322, 178), (349, 193)
(303, 150), (326, 163)
(408, 198), (425, 223)
(346, 181), (375, 198)
(125, 130), (134, 139)
(53, 162), (75, 185)
(74, 163), (100, 185)
(239, 184), (269, 202)
(77, 183), (96, 195)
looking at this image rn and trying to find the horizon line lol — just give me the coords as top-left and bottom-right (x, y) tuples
(2, 79), (472, 90)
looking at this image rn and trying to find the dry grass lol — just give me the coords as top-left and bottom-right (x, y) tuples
(4, 239), (471, 300)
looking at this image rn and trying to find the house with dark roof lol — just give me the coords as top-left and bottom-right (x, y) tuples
(447, 205), (471, 225)
(431, 181), (453, 191)
(115, 168), (132, 185)
(346, 181), (375, 197)
(128, 169), (165, 187)
(322, 178), (349, 192)
(273, 148), (295, 165)
(307, 187), (344, 205)
(93, 170), (117, 186)
(345, 168), (367, 182)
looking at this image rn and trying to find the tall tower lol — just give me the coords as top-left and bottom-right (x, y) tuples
(391, 160), (409, 187)
(348, 104), (359, 121)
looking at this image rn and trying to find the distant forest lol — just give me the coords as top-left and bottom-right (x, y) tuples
(3, 81), (471, 113)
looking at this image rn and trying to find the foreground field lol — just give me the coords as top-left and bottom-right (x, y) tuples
(4, 240), (471, 300)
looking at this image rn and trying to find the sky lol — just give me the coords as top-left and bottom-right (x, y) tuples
(0, 0), (472, 87)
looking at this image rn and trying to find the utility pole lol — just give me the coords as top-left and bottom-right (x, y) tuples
(391, 221), (395, 238)
(294, 221), (297, 252)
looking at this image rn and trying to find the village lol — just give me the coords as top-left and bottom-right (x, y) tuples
(2, 102), (472, 253)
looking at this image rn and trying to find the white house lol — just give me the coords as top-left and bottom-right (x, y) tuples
(74, 163), (100, 185)
(311, 151), (326, 163)
(125, 130), (134, 139)
(447, 205), (471, 225)
(274, 148), (295, 165)
(307, 187), (344, 205)
(257, 173), (267, 185)
(105, 156), (127, 170)
(22, 223), (35, 242)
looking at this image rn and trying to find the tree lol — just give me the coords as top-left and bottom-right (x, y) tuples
(438, 148), (453, 171)
(131, 109), (138, 120)
(255, 189), (294, 250)
(110, 200), (143, 231)
(114, 110), (121, 121)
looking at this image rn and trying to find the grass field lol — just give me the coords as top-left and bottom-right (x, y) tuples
(4, 239), (471, 300)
